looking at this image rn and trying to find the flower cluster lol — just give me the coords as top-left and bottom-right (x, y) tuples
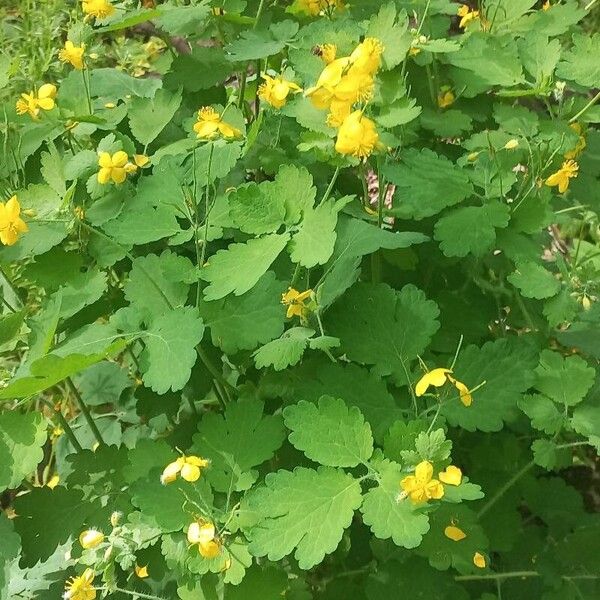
(15, 83), (57, 120)
(161, 454), (210, 484)
(306, 38), (384, 158)
(193, 106), (241, 140)
(457, 4), (480, 28)
(415, 367), (473, 407)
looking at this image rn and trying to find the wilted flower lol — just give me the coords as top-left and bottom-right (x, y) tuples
(79, 529), (105, 549)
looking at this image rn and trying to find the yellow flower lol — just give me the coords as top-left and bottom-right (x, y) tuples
(457, 4), (480, 28)
(438, 465), (463, 486)
(193, 106), (241, 140)
(326, 99), (352, 128)
(400, 461), (445, 504)
(187, 520), (221, 558)
(335, 110), (379, 159)
(444, 524), (467, 541)
(349, 37), (384, 76)
(64, 568), (96, 600)
(545, 160), (578, 193)
(81, 0), (115, 19)
(258, 74), (302, 109)
(0, 195), (28, 246)
(97, 151), (129, 184)
(15, 84), (57, 119)
(415, 368), (473, 406)
(135, 564), (149, 578)
(59, 41), (85, 70)
(79, 529), (105, 549)
(318, 43), (337, 64)
(503, 138), (519, 150)
(160, 454), (210, 484)
(437, 88), (455, 109)
(297, 0), (344, 16)
(473, 552), (487, 568)
(564, 122), (586, 160)
(281, 287), (313, 320)
(47, 474), (60, 489)
(542, 0), (551, 9)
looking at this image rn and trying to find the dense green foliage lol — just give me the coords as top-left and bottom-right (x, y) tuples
(1, 0), (600, 598)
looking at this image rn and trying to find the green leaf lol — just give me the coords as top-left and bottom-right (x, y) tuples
(199, 271), (286, 354)
(571, 405), (600, 451)
(228, 183), (286, 235)
(94, 8), (161, 32)
(383, 420), (427, 463)
(226, 28), (289, 61)
(366, 3), (411, 69)
(0, 310), (25, 345)
(128, 87), (183, 146)
(0, 412), (46, 491)
(420, 108), (473, 138)
(201, 233), (290, 301)
(76, 361), (130, 406)
(246, 466), (362, 569)
(283, 396), (374, 467)
(402, 429), (453, 466)
(361, 459), (430, 548)
(40, 144), (66, 195)
(376, 96), (422, 128)
(52, 268), (107, 319)
(192, 397), (286, 492)
(164, 47), (233, 92)
(434, 202), (510, 257)
(518, 394), (564, 434)
(328, 283), (440, 377)
(532, 439), (570, 470)
(534, 350), (595, 407)
(268, 164), (316, 225)
(0, 513), (20, 597)
(253, 327), (314, 371)
(90, 68), (161, 100)
(384, 149), (473, 220)
(441, 338), (538, 432)
(156, 3), (211, 36)
(519, 34), (561, 83)
(557, 33), (600, 88)
(13, 487), (101, 566)
(507, 262), (560, 299)
(140, 307), (205, 394)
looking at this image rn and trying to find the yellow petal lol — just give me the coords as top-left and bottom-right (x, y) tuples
(414, 460), (434, 484)
(97, 167), (112, 184)
(160, 458), (183, 484)
(415, 368), (452, 397)
(444, 525), (467, 541)
(5, 195), (21, 219)
(181, 462), (200, 482)
(98, 152), (113, 168)
(111, 167), (127, 184)
(438, 465), (462, 486)
(199, 539), (221, 558)
(79, 529), (105, 549)
(448, 376), (472, 407)
(135, 564), (149, 578)
(185, 455), (210, 468)
(111, 151), (129, 167)
(36, 97), (55, 111)
(473, 552), (487, 568)
(38, 83), (57, 99)
(134, 154), (150, 167)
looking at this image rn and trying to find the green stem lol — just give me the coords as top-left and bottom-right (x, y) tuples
(199, 143), (215, 276)
(569, 90), (600, 123)
(82, 66), (93, 114)
(43, 399), (83, 452)
(477, 460), (534, 519)
(290, 263), (302, 288)
(455, 571), (540, 582)
(98, 587), (167, 600)
(196, 345), (235, 398)
(67, 377), (105, 447)
(319, 165), (340, 206)
(0, 265), (22, 307)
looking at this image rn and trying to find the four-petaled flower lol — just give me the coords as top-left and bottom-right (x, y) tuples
(545, 160), (578, 193)
(64, 568), (96, 600)
(97, 151), (130, 184)
(457, 4), (480, 28)
(335, 110), (379, 159)
(16, 83), (57, 120)
(258, 74), (302, 109)
(81, 0), (115, 19)
(59, 41), (86, 70)
(187, 520), (222, 558)
(193, 106), (241, 140)
(400, 460), (445, 504)
(415, 367), (473, 407)
(0, 195), (28, 247)
(78, 529), (104, 549)
(281, 287), (313, 320)
(161, 454), (210, 484)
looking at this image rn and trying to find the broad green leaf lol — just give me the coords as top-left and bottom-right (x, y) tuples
(201, 233), (290, 301)
(420, 108), (473, 138)
(226, 29), (287, 61)
(534, 350), (595, 407)
(283, 396), (374, 467)
(246, 466), (362, 569)
(0, 513), (20, 597)
(376, 96), (422, 128)
(90, 68), (161, 100)
(253, 327), (314, 371)
(328, 283), (440, 377)
(124, 439), (174, 484)
(140, 307), (205, 394)
(384, 149), (473, 220)
(164, 47), (233, 91)
(557, 33), (600, 88)
(268, 164), (316, 225)
(366, 3), (411, 69)
(0, 310), (24, 345)
(508, 262), (560, 299)
(76, 361), (130, 406)
(402, 429), (453, 467)
(193, 139), (243, 187)
(156, 2), (211, 36)
(199, 271), (286, 354)
(383, 420), (427, 463)
(361, 459), (430, 548)
(518, 394), (564, 434)
(40, 144), (66, 195)
(228, 183), (286, 235)
(0, 412), (46, 491)
(519, 34), (561, 83)
(441, 338), (538, 432)
(434, 202), (510, 257)
(52, 268), (107, 319)
(571, 405), (600, 451)
(128, 87), (183, 146)
(192, 397), (286, 492)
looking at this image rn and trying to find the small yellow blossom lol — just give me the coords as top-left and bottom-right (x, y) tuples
(135, 564), (149, 578)
(97, 151), (129, 184)
(16, 84), (57, 119)
(281, 287), (313, 320)
(64, 568), (96, 600)
(79, 529), (105, 549)
(297, 0), (344, 16)
(47, 474), (60, 489)
(81, 0), (115, 19)
(161, 454), (210, 484)
(59, 41), (85, 70)
(187, 520), (221, 558)
(193, 106), (241, 140)
(335, 110), (379, 159)
(400, 461), (445, 504)
(467, 151), (480, 162)
(503, 138), (519, 150)
(0, 195), (28, 247)
(545, 160), (578, 193)
(415, 368), (473, 407)
(104, 102), (116, 109)
(542, 0), (551, 9)
(444, 524), (467, 541)
(564, 122), (586, 160)
(258, 74), (302, 109)
(317, 43), (337, 64)
(134, 154), (150, 168)
(473, 552), (487, 568)
(438, 465), (463, 486)
(457, 4), (480, 28)
(437, 88), (455, 109)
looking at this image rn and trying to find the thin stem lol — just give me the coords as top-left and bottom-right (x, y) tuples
(319, 165), (340, 206)
(98, 587), (167, 600)
(1, 295), (17, 312)
(67, 377), (105, 446)
(450, 335), (464, 370)
(196, 345), (235, 397)
(455, 571), (540, 582)
(42, 399), (83, 452)
(569, 90), (600, 123)
(186, 395), (198, 416)
(82, 66), (93, 114)
(477, 460), (534, 518)
(199, 143), (215, 276)
(253, 0), (267, 27)
(0, 265), (22, 306)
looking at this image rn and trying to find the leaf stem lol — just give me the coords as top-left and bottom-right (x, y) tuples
(67, 377), (105, 447)
(196, 345), (235, 398)
(319, 165), (340, 206)
(97, 587), (168, 600)
(569, 90), (600, 123)
(42, 399), (83, 452)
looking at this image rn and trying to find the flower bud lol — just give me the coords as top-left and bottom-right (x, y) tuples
(79, 529), (105, 549)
